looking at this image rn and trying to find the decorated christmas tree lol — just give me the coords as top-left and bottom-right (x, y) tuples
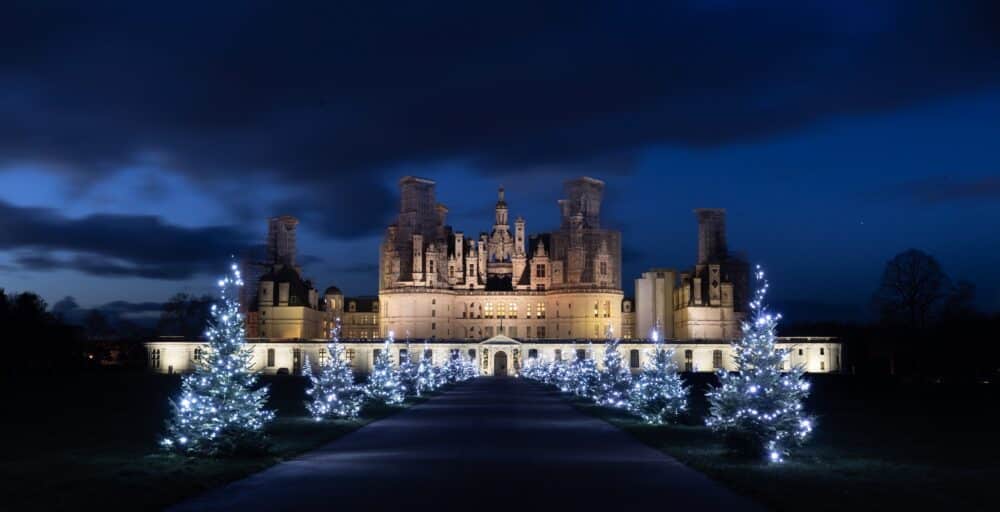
(596, 329), (632, 408)
(572, 345), (600, 399)
(398, 341), (418, 396)
(628, 329), (687, 424)
(415, 341), (436, 395)
(365, 332), (404, 405)
(555, 358), (574, 393)
(462, 354), (479, 380)
(706, 266), (814, 462)
(161, 262), (274, 456)
(442, 350), (465, 383)
(303, 320), (362, 420)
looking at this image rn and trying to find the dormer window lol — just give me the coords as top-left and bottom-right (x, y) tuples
(349, 301), (357, 312)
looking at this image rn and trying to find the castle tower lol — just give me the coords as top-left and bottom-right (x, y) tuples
(267, 215), (298, 267)
(695, 208), (727, 265)
(560, 177), (604, 229)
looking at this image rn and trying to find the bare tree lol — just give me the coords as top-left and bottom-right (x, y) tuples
(873, 249), (950, 330)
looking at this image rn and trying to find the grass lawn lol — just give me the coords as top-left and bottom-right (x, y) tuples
(572, 374), (998, 512)
(2, 370), (429, 510)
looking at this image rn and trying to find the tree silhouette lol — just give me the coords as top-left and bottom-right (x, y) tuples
(873, 249), (950, 330)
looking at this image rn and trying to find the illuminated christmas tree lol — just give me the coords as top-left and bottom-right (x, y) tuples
(365, 333), (404, 405)
(571, 345), (600, 399)
(303, 320), (362, 420)
(398, 341), (418, 396)
(628, 329), (687, 424)
(706, 266), (814, 462)
(161, 262), (274, 456)
(461, 353), (479, 380)
(442, 350), (465, 383)
(597, 329), (632, 407)
(415, 341), (436, 395)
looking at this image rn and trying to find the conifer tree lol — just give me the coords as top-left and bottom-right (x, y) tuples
(706, 266), (815, 462)
(398, 341), (418, 396)
(597, 329), (632, 407)
(415, 341), (436, 395)
(365, 332), (404, 405)
(572, 345), (600, 399)
(304, 320), (362, 420)
(162, 262), (274, 456)
(628, 329), (687, 424)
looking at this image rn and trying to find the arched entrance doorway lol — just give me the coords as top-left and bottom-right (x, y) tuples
(494, 351), (508, 377)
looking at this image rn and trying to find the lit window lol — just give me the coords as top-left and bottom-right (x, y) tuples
(510, 303), (517, 319)
(537, 302), (545, 319)
(484, 303), (494, 318)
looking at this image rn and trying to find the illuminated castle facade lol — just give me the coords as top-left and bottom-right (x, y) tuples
(377, 176), (624, 341)
(146, 176), (842, 377)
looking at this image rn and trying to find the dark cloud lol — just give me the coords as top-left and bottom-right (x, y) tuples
(0, 200), (252, 279)
(2, 1), (998, 238)
(891, 176), (1000, 203)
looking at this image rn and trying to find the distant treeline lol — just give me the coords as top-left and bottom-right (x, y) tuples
(782, 249), (999, 381)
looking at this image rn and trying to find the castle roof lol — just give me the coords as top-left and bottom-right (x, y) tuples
(259, 265), (314, 308)
(345, 296), (379, 313)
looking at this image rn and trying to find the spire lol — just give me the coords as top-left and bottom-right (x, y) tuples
(497, 186), (506, 206)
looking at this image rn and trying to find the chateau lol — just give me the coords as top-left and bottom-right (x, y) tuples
(146, 176), (841, 377)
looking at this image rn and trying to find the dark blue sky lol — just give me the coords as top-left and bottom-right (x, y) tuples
(2, 1), (999, 321)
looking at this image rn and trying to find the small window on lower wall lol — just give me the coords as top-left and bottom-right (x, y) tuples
(712, 349), (723, 369)
(267, 348), (275, 367)
(554, 349), (562, 361)
(629, 349), (640, 368)
(576, 349), (586, 360)
(528, 348), (538, 359)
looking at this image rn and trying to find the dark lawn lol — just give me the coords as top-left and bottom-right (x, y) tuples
(2, 370), (424, 511)
(574, 374), (999, 512)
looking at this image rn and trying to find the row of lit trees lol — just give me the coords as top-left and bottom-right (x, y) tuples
(521, 331), (689, 426)
(159, 262), (478, 456)
(523, 266), (815, 462)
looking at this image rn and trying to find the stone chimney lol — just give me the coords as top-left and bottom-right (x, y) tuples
(695, 209), (727, 264)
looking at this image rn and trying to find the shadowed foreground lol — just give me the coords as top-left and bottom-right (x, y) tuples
(171, 378), (763, 511)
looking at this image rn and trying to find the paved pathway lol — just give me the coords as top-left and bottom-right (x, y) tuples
(170, 378), (765, 511)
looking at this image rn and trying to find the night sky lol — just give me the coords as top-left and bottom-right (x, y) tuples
(2, 2), (999, 323)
